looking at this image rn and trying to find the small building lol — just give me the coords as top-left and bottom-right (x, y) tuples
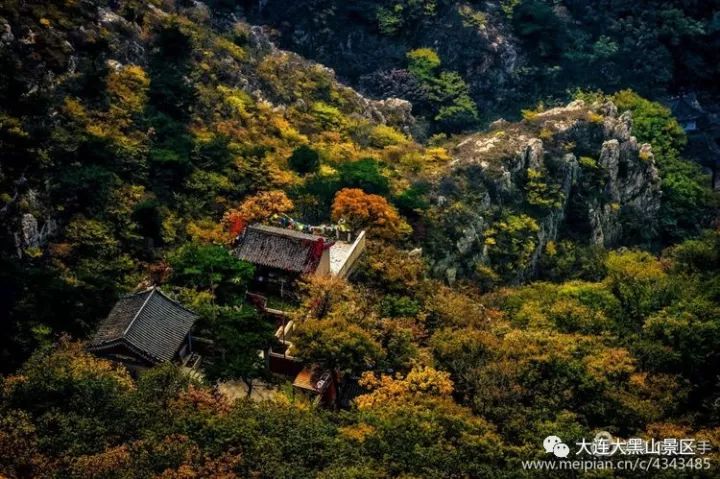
(235, 224), (334, 279)
(667, 93), (720, 189)
(87, 287), (199, 375)
(233, 223), (367, 402)
(668, 93), (704, 133)
(292, 365), (336, 406)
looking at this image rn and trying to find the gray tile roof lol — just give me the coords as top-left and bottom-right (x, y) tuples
(88, 287), (198, 363)
(234, 224), (327, 274)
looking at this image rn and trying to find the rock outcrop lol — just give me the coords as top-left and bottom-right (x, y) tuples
(428, 100), (661, 283)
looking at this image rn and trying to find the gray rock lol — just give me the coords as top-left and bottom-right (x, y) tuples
(524, 138), (544, 170)
(489, 118), (509, 130)
(21, 214), (40, 249)
(0, 18), (14, 46)
(432, 100), (662, 282)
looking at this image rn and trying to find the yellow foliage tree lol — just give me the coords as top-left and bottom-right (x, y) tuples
(106, 65), (150, 121)
(356, 366), (454, 410)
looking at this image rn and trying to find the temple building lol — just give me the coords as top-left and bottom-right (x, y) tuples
(667, 93), (720, 190)
(668, 93), (704, 133)
(87, 287), (199, 375)
(234, 224), (334, 278)
(233, 223), (366, 300)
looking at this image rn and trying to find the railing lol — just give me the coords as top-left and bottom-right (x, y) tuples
(336, 230), (367, 279)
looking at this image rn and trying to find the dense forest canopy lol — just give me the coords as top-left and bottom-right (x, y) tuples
(0, 0), (719, 478)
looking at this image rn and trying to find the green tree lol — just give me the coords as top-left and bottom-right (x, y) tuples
(406, 48), (441, 80)
(338, 158), (390, 195)
(644, 297), (720, 387)
(288, 145), (321, 175)
(406, 49), (478, 133)
(294, 317), (384, 376)
(205, 306), (276, 395)
(429, 72), (479, 132)
(168, 243), (254, 305)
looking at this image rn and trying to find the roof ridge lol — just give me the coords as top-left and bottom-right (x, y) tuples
(117, 286), (154, 299)
(153, 287), (200, 317)
(249, 223), (323, 241)
(122, 288), (155, 336)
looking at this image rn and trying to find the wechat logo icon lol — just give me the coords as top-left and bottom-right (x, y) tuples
(544, 435), (570, 458)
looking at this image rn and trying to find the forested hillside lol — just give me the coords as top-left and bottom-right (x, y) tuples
(0, 1), (719, 478)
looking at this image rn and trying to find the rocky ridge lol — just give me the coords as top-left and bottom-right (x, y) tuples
(428, 100), (661, 283)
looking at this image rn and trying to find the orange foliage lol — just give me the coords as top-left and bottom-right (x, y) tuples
(70, 445), (132, 479)
(0, 410), (51, 478)
(168, 385), (232, 416)
(223, 190), (294, 235)
(153, 452), (243, 479)
(331, 188), (410, 238)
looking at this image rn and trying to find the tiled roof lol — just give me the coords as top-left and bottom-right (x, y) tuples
(293, 366), (332, 394)
(234, 224), (328, 274)
(88, 287), (198, 363)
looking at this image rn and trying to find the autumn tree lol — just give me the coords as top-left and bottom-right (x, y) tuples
(354, 241), (428, 293)
(604, 250), (670, 326)
(295, 276), (363, 320)
(293, 317), (384, 377)
(292, 276), (384, 406)
(346, 366), (503, 477)
(1, 338), (135, 460)
(355, 366), (454, 409)
(0, 410), (50, 479)
(222, 190), (295, 239)
(293, 278), (383, 374)
(331, 188), (410, 239)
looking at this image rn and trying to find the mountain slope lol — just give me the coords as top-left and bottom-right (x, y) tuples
(0, 0), (715, 369)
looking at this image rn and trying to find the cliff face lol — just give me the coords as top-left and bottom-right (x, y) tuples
(427, 100), (661, 283)
(242, 0), (519, 118)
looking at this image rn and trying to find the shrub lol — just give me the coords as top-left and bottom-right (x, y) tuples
(288, 145), (320, 175)
(311, 102), (345, 130)
(368, 124), (409, 148)
(407, 48), (441, 80)
(338, 158), (390, 195)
